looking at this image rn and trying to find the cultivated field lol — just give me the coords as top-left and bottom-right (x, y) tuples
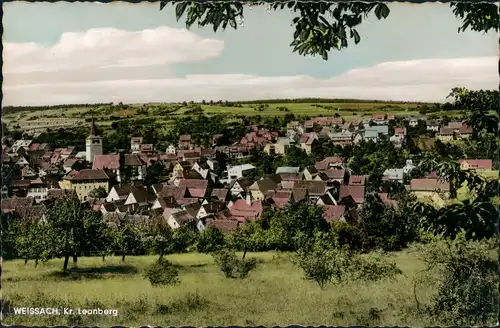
(3, 101), (464, 131)
(3, 249), (438, 327)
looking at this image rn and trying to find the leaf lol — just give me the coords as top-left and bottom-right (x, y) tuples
(374, 3), (390, 20)
(175, 2), (189, 21)
(350, 29), (361, 44)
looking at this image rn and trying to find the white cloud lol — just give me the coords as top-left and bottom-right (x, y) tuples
(2, 26), (497, 106)
(3, 26), (224, 74)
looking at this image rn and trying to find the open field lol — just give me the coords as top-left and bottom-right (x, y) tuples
(3, 101), (465, 131)
(3, 249), (439, 326)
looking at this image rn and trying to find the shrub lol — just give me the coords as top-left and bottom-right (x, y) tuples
(415, 234), (498, 326)
(143, 258), (179, 287)
(293, 247), (350, 289)
(347, 252), (403, 281)
(212, 249), (257, 279)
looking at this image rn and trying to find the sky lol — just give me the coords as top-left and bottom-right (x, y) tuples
(2, 2), (498, 106)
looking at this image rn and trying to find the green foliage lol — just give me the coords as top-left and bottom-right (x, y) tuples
(347, 252), (402, 282)
(212, 249), (257, 279)
(88, 187), (108, 199)
(163, 2), (497, 60)
(294, 246), (350, 289)
(293, 233), (402, 289)
(196, 227), (227, 253)
(447, 88), (499, 137)
(359, 193), (420, 251)
(43, 195), (109, 271)
(143, 257), (180, 287)
(415, 234), (498, 325)
(111, 216), (145, 261)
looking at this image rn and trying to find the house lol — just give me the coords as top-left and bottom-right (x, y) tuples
(130, 137), (143, 153)
(293, 180), (328, 200)
(205, 219), (240, 232)
(330, 131), (354, 146)
(382, 168), (405, 183)
(248, 178), (278, 200)
(366, 125), (389, 136)
(409, 118), (419, 127)
(402, 160), (416, 174)
(166, 209), (194, 229)
(276, 166), (300, 174)
(1, 197), (35, 214)
(315, 156), (345, 171)
(456, 125), (473, 139)
(316, 192), (338, 206)
(264, 137), (292, 155)
(348, 175), (366, 186)
(299, 133), (318, 154)
(394, 127), (407, 137)
(106, 184), (137, 202)
(270, 188), (308, 209)
(458, 159), (493, 172)
(426, 120), (440, 132)
(177, 179), (210, 199)
(364, 130), (379, 143)
(303, 166), (320, 180)
(179, 135), (192, 149)
(21, 166), (37, 179)
(59, 169), (110, 201)
(338, 185), (365, 205)
(11, 140), (33, 152)
(315, 169), (346, 183)
(26, 178), (51, 203)
(211, 188), (229, 202)
(409, 178), (451, 201)
(323, 205), (346, 223)
(93, 153), (147, 182)
(277, 172), (304, 182)
(230, 196), (264, 221)
(227, 164), (256, 180)
(436, 127), (454, 142)
(371, 114), (388, 125)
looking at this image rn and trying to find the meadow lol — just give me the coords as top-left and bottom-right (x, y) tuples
(3, 100), (464, 132)
(3, 249), (438, 327)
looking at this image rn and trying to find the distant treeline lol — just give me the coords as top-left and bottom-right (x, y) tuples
(232, 98), (430, 105)
(3, 99), (430, 113)
(3, 103), (114, 114)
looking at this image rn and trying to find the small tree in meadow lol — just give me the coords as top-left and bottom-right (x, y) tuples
(143, 257), (180, 287)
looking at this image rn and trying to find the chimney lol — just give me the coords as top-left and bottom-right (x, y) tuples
(246, 193), (251, 205)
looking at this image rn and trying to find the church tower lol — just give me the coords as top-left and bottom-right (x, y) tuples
(86, 119), (103, 163)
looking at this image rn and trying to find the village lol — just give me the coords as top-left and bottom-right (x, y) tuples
(1, 111), (494, 233)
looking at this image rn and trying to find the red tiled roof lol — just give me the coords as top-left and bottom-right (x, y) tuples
(178, 179), (208, 198)
(339, 185), (365, 204)
(65, 169), (109, 181)
(323, 205), (346, 222)
(458, 159), (493, 170)
(207, 219), (240, 232)
(93, 155), (120, 170)
(394, 127), (406, 136)
(230, 199), (263, 219)
(348, 175), (366, 186)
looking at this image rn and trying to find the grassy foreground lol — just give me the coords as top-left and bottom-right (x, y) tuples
(2, 249), (438, 326)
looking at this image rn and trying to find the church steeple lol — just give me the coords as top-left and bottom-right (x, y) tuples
(86, 118), (103, 163)
(90, 119), (97, 136)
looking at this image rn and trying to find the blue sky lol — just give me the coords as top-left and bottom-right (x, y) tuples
(3, 2), (497, 105)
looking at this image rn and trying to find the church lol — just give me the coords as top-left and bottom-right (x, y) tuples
(86, 119), (103, 163)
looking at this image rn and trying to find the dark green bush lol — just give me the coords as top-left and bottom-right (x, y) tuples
(212, 249), (257, 279)
(143, 258), (179, 287)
